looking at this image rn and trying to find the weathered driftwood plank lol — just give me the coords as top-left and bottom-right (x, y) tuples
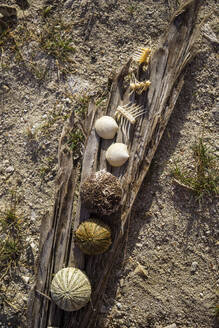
(27, 112), (77, 327)
(27, 1), (201, 327)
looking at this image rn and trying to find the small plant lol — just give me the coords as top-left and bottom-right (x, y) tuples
(1, 208), (20, 231)
(67, 128), (84, 154)
(74, 95), (90, 120)
(0, 190), (22, 279)
(1, 13), (76, 79)
(172, 138), (218, 200)
(0, 27), (10, 44)
(64, 95), (90, 162)
(42, 5), (53, 18)
(127, 2), (137, 16)
(63, 93), (90, 123)
(39, 156), (55, 181)
(31, 64), (49, 81)
(0, 238), (21, 263)
(0, 190), (22, 231)
(96, 96), (107, 108)
(39, 102), (64, 133)
(215, 304), (219, 317)
(39, 19), (76, 63)
(214, 289), (219, 318)
(39, 165), (51, 181)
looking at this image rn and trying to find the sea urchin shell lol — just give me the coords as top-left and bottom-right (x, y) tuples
(95, 116), (118, 139)
(75, 219), (112, 255)
(106, 143), (129, 167)
(50, 267), (91, 312)
(80, 170), (122, 216)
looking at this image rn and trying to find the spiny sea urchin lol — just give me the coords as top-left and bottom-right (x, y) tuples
(80, 170), (122, 216)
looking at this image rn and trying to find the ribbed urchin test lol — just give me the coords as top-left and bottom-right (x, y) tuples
(75, 219), (112, 255)
(50, 267), (91, 312)
(80, 170), (123, 216)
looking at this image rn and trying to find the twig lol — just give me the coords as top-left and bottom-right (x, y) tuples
(173, 178), (195, 191)
(35, 289), (51, 301)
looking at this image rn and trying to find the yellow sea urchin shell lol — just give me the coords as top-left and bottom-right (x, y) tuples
(50, 267), (91, 312)
(80, 170), (122, 215)
(75, 219), (112, 255)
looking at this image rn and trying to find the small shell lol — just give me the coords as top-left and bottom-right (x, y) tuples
(106, 143), (129, 167)
(95, 116), (118, 139)
(75, 219), (112, 255)
(50, 267), (91, 312)
(80, 170), (122, 216)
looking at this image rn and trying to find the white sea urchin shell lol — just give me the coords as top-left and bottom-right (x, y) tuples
(95, 116), (118, 139)
(106, 143), (129, 167)
(50, 267), (91, 312)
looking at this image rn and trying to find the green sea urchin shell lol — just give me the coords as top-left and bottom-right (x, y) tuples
(80, 170), (122, 216)
(50, 267), (91, 311)
(75, 219), (112, 255)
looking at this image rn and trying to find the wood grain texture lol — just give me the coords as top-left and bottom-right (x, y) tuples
(27, 1), (201, 327)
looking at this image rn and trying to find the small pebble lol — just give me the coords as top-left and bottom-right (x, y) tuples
(117, 319), (125, 325)
(120, 278), (124, 287)
(31, 210), (36, 221)
(163, 324), (177, 328)
(6, 166), (14, 173)
(23, 296), (28, 302)
(22, 275), (30, 284)
(191, 261), (198, 273)
(114, 310), (123, 318)
(65, 98), (71, 104)
(30, 242), (37, 251)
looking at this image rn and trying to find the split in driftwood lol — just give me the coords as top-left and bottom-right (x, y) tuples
(27, 1), (202, 327)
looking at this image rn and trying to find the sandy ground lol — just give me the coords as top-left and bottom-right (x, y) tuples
(0, 0), (218, 327)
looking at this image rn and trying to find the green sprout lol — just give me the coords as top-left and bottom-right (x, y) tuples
(172, 138), (218, 200)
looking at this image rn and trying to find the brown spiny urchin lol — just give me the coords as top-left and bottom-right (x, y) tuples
(80, 170), (122, 216)
(75, 219), (112, 255)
